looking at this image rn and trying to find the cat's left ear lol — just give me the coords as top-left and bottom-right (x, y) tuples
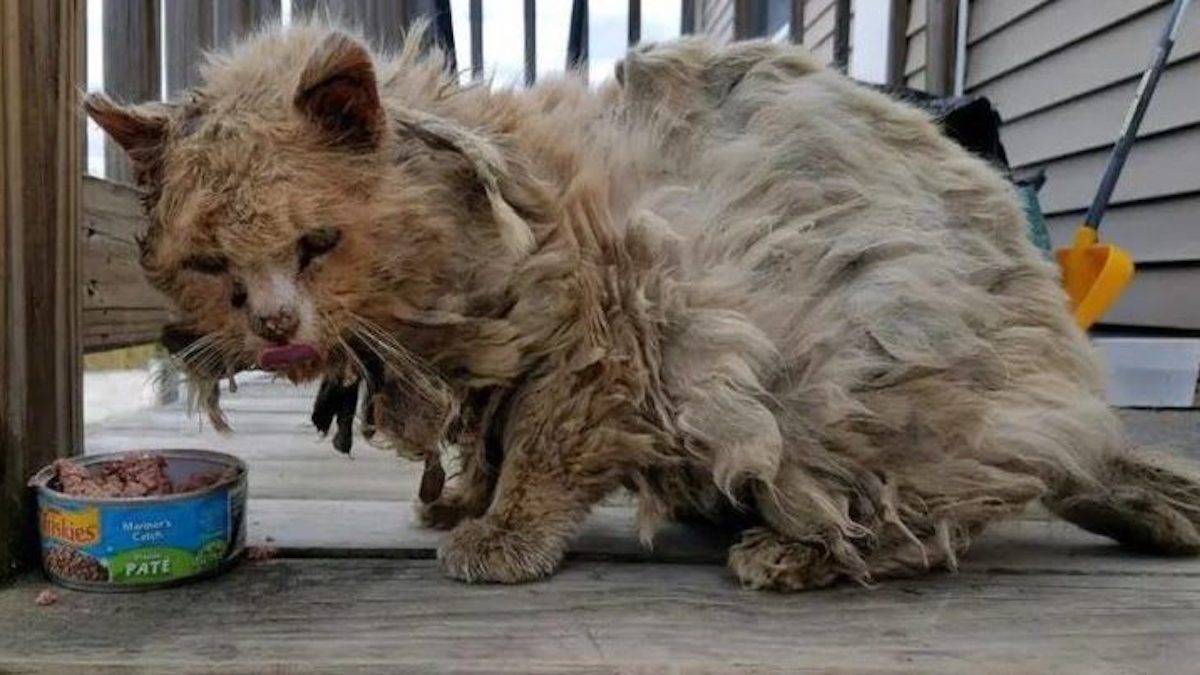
(295, 31), (384, 150)
(83, 93), (171, 186)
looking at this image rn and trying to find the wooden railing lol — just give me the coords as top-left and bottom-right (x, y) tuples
(83, 0), (873, 353)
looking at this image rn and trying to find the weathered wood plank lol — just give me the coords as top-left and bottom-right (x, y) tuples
(1, 553), (1197, 673)
(81, 176), (169, 351)
(165, 0), (216, 96)
(248, 500), (730, 562)
(294, 0), (411, 52)
(215, 0), (281, 47)
(244, 498), (1200, 577)
(0, 0), (84, 579)
(101, 0), (159, 183)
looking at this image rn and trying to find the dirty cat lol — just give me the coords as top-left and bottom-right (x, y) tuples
(86, 21), (1200, 590)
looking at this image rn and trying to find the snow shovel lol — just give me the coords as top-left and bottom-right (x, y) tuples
(1058, 0), (1191, 330)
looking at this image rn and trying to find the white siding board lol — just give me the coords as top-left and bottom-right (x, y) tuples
(967, 0), (1053, 45)
(1045, 195), (1200, 264)
(1033, 127), (1200, 214)
(805, 3), (838, 49)
(906, 0), (925, 37)
(805, 0), (836, 31)
(905, 26), (926, 75)
(1102, 267), (1200, 329)
(966, 0), (1161, 89)
(972, 4), (1200, 121)
(1002, 57), (1200, 167)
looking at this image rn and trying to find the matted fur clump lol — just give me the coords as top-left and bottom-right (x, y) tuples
(86, 19), (1200, 590)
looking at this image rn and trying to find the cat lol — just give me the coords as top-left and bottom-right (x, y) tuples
(86, 20), (1200, 590)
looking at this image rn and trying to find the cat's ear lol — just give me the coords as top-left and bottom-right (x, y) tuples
(393, 109), (554, 257)
(295, 31), (383, 150)
(83, 93), (169, 185)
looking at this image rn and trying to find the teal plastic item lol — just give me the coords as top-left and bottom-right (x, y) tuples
(1015, 171), (1053, 259)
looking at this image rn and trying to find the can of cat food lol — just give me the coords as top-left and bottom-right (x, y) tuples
(27, 449), (247, 592)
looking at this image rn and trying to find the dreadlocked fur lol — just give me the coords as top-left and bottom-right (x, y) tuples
(86, 19), (1200, 590)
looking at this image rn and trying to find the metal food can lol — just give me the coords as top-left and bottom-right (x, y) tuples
(27, 449), (247, 592)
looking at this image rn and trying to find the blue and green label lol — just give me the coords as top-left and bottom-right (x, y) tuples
(39, 489), (233, 585)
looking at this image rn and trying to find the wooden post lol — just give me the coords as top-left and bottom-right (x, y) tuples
(1, 0), (84, 579)
(102, 0), (159, 184)
(925, 0), (957, 95)
(165, 2), (216, 98)
(833, 0), (851, 72)
(789, 0), (804, 44)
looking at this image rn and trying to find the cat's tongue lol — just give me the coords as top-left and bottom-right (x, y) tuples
(258, 343), (320, 371)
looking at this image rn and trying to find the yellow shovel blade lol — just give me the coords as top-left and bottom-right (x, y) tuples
(1055, 226), (1135, 330)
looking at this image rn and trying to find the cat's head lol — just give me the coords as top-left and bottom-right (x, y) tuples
(86, 24), (551, 390)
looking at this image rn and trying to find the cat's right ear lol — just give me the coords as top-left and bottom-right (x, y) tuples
(83, 93), (169, 185)
(294, 31), (383, 150)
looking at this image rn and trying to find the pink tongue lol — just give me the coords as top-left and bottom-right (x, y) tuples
(258, 343), (320, 370)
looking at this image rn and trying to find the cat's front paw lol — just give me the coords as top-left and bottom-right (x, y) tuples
(438, 518), (564, 583)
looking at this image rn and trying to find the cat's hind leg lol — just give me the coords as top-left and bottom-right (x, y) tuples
(728, 455), (1045, 591)
(981, 375), (1200, 555)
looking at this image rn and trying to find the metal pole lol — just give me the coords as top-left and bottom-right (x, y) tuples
(628, 0), (641, 45)
(567, 0), (588, 74)
(953, 0), (968, 96)
(1084, 0), (1191, 228)
(681, 0), (696, 35)
(789, 0), (804, 44)
(469, 0), (482, 80)
(524, 0), (536, 85)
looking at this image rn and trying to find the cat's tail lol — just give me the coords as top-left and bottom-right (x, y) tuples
(1044, 446), (1200, 555)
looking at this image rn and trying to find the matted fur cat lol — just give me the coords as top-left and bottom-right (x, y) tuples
(86, 21), (1200, 590)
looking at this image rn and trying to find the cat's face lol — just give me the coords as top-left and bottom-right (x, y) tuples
(86, 27), (545, 386)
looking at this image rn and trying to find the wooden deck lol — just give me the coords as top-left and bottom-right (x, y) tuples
(1, 375), (1198, 672)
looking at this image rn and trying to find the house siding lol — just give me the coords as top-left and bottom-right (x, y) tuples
(950, 0), (1200, 329)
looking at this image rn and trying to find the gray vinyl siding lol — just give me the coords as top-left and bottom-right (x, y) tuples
(903, 0), (926, 87)
(905, 0), (1200, 329)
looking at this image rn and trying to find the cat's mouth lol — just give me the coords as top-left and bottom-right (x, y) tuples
(258, 343), (322, 372)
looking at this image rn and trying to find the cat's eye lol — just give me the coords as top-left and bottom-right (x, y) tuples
(181, 252), (230, 275)
(230, 279), (248, 309)
(298, 227), (341, 271)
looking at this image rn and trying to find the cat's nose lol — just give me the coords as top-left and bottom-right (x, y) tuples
(250, 307), (300, 344)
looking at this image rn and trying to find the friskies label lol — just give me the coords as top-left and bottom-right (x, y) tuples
(40, 506), (101, 546)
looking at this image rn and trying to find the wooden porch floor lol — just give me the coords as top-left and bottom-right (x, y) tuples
(1, 376), (1198, 672)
